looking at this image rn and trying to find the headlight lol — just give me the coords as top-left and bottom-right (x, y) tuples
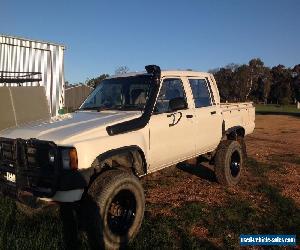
(61, 147), (78, 170)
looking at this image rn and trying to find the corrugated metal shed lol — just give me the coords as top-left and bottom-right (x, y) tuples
(65, 84), (93, 111)
(0, 35), (65, 116)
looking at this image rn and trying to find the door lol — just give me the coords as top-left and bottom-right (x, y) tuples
(149, 78), (196, 170)
(188, 78), (222, 153)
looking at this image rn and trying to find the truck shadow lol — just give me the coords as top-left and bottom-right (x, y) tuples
(59, 203), (81, 250)
(176, 162), (217, 183)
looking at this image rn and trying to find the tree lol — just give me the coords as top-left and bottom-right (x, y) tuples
(86, 74), (109, 88)
(208, 59), (299, 105)
(115, 66), (129, 75)
(225, 63), (240, 72)
(269, 65), (292, 104)
(214, 67), (234, 102)
(256, 71), (272, 104)
(233, 64), (251, 101)
(292, 64), (300, 108)
(250, 64), (272, 103)
(246, 58), (265, 99)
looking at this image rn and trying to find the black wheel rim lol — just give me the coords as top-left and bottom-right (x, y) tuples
(230, 150), (241, 177)
(107, 189), (136, 236)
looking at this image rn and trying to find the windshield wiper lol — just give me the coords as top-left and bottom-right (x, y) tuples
(78, 106), (109, 111)
(110, 104), (144, 112)
(80, 106), (100, 110)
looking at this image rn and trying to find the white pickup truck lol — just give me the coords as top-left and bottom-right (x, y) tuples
(0, 65), (255, 249)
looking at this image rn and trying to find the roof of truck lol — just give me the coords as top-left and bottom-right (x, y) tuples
(109, 70), (212, 79)
(161, 70), (212, 78)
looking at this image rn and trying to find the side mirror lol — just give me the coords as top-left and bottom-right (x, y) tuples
(169, 97), (187, 111)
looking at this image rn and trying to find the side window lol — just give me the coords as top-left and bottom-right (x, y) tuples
(189, 79), (212, 108)
(155, 78), (186, 113)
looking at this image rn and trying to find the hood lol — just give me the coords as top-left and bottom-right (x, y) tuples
(0, 111), (141, 144)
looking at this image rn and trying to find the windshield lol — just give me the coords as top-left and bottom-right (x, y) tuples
(80, 75), (154, 111)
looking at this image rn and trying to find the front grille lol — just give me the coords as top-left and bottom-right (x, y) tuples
(27, 146), (38, 166)
(0, 138), (60, 197)
(0, 138), (16, 166)
(22, 140), (58, 192)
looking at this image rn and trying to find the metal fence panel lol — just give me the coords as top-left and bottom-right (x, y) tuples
(0, 86), (50, 131)
(10, 86), (50, 126)
(0, 87), (15, 131)
(65, 85), (93, 110)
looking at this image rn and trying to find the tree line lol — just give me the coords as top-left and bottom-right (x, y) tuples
(211, 58), (300, 104)
(84, 60), (300, 105)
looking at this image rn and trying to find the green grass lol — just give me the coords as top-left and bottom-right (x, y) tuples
(0, 198), (64, 250)
(255, 104), (300, 114)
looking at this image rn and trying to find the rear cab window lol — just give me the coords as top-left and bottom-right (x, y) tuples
(188, 78), (215, 108)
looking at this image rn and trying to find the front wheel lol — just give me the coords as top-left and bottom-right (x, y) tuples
(83, 169), (145, 249)
(214, 140), (244, 186)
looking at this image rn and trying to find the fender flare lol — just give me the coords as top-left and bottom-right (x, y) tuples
(92, 145), (147, 177)
(223, 124), (245, 140)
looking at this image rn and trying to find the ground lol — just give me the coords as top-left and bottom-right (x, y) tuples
(0, 114), (299, 249)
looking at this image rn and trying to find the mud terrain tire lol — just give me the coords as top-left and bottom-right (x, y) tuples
(83, 169), (145, 249)
(215, 140), (244, 186)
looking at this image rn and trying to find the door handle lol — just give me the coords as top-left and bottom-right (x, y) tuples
(210, 111), (216, 115)
(186, 114), (193, 118)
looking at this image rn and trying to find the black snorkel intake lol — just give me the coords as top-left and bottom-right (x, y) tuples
(106, 65), (161, 136)
(145, 65), (161, 82)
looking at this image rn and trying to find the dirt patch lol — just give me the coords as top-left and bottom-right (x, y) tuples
(246, 115), (300, 161)
(246, 115), (300, 206)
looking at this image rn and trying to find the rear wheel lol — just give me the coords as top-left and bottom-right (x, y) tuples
(83, 169), (145, 249)
(214, 140), (244, 186)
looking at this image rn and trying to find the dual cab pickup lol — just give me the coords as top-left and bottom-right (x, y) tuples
(0, 65), (255, 248)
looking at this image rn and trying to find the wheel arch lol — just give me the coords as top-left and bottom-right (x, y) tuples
(91, 145), (148, 178)
(222, 124), (245, 140)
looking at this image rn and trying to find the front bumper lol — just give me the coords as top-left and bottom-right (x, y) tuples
(0, 138), (90, 207)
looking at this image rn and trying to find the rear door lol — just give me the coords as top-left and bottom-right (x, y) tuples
(148, 78), (196, 170)
(187, 77), (222, 154)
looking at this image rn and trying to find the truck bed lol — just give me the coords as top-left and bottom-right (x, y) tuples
(220, 102), (255, 136)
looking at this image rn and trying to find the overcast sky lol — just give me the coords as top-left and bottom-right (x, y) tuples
(1, 0), (299, 83)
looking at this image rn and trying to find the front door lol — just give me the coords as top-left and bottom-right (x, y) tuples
(149, 78), (195, 170)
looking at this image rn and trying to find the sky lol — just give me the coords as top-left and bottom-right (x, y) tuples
(1, 0), (300, 83)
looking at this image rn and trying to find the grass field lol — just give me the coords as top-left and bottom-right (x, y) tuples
(0, 115), (299, 249)
(255, 104), (300, 114)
